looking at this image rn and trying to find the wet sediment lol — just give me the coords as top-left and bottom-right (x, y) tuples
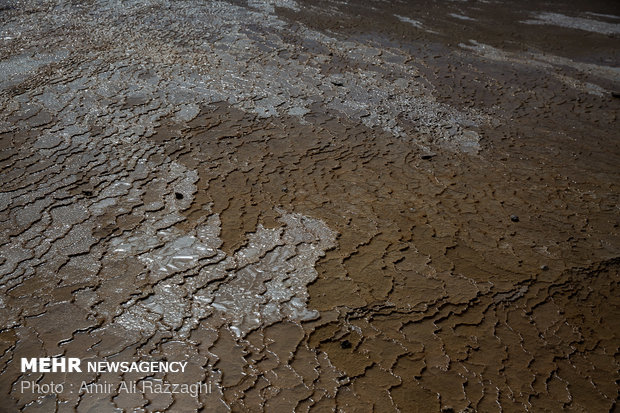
(0, 0), (619, 412)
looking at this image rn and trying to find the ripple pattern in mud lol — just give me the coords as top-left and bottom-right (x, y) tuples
(1, 0), (619, 412)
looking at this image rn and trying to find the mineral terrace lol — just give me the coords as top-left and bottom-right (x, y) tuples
(0, 0), (619, 412)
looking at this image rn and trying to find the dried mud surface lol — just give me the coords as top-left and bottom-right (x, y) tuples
(1, 0), (619, 412)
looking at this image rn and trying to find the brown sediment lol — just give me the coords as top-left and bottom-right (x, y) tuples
(164, 101), (619, 411)
(0, 0), (619, 412)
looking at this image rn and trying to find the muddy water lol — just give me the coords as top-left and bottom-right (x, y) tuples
(0, 0), (619, 412)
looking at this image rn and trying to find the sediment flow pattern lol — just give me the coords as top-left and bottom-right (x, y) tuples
(0, 0), (619, 411)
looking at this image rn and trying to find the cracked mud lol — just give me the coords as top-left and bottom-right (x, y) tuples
(1, 0), (619, 412)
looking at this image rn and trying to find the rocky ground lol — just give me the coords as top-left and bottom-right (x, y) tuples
(0, 0), (619, 412)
